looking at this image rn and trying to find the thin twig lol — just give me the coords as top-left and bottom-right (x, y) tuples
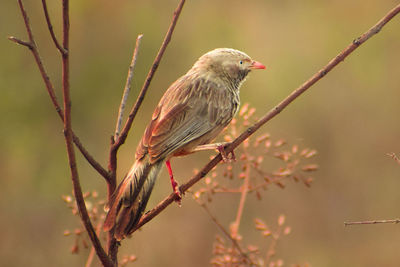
(199, 203), (253, 265)
(72, 134), (110, 179)
(114, 34), (143, 141)
(41, 0), (67, 55)
(131, 3), (400, 233)
(264, 224), (283, 266)
(59, 0), (112, 265)
(231, 159), (251, 239)
(11, 0), (109, 181)
(111, 0), (186, 150)
(344, 219), (400, 226)
(8, 36), (33, 49)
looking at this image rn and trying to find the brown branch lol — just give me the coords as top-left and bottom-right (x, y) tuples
(8, 36), (33, 49)
(106, 2), (186, 262)
(114, 34), (143, 141)
(11, 0), (109, 181)
(110, 0), (186, 151)
(59, 0), (112, 266)
(344, 219), (400, 226)
(73, 134), (110, 179)
(131, 3), (400, 233)
(41, 0), (67, 55)
(85, 221), (103, 267)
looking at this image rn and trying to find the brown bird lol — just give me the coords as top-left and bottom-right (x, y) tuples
(104, 48), (265, 240)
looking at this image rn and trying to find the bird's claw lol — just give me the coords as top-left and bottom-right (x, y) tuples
(217, 144), (236, 163)
(172, 180), (182, 206)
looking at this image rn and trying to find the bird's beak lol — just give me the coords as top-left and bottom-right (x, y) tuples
(250, 60), (266, 70)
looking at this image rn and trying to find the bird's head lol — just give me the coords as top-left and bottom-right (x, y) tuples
(191, 48), (266, 88)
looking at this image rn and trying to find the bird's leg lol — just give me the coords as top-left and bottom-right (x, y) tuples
(193, 142), (236, 162)
(165, 160), (182, 205)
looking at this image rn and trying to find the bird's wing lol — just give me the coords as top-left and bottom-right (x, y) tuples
(136, 75), (236, 163)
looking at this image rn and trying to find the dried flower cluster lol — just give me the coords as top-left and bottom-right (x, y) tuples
(192, 104), (318, 266)
(62, 191), (105, 254)
(62, 192), (137, 264)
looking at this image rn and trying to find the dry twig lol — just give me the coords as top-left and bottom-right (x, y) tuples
(344, 219), (400, 226)
(107, 0), (186, 191)
(114, 34), (143, 141)
(41, 0), (67, 55)
(9, 0), (109, 180)
(58, 0), (113, 265)
(12, 0), (112, 265)
(105, 1), (186, 262)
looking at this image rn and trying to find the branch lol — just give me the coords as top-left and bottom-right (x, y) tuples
(106, 1), (186, 261)
(131, 2), (400, 233)
(8, 36), (33, 49)
(11, 0), (109, 181)
(344, 219), (400, 226)
(41, 0), (67, 55)
(114, 34), (143, 141)
(59, 0), (112, 265)
(111, 0), (186, 150)
(107, 0), (185, 203)
(85, 221), (103, 267)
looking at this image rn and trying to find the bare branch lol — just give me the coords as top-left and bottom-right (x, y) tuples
(107, 0), (185, 204)
(344, 219), (400, 226)
(72, 134), (110, 179)
(131, 2), (400, 233)
(41, 0), (67, 55)
(107, 1), (186, 262)
(114, 34), (143, 141)
(8, 36), (33, 49)
(85, 221), (103, 267)
(112, 0), (186, 150)
(12, 0), (109, 181)
(60, 0), (112, 265)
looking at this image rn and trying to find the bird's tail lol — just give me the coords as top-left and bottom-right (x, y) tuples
(103, 158), (163, 240)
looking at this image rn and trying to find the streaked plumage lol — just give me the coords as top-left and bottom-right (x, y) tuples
(104, 48), (265, 240)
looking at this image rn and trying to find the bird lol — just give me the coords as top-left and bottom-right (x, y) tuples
(103, 48), (265, 240)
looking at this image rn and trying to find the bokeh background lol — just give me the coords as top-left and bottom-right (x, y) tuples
(1, 0), (400, 266)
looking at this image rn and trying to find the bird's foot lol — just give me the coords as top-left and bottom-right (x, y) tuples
(217, 143), (236, 163)
(171, 179), (182, 206)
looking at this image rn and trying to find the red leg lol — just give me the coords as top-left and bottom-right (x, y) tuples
(165, 160), (182, 203)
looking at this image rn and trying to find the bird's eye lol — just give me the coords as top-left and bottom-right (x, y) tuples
(239, 60), (243, 65)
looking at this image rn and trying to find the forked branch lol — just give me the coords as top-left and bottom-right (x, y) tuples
(59, 0), (113, 266)
(111, 0), (186, 150)
(106, 0), (186, 263)
(10, 0), (109, 181)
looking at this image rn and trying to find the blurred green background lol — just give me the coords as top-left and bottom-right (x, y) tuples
(2, 0), (400, 266)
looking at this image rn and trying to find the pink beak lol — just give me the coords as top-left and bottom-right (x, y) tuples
(250, 60), (266, 70)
